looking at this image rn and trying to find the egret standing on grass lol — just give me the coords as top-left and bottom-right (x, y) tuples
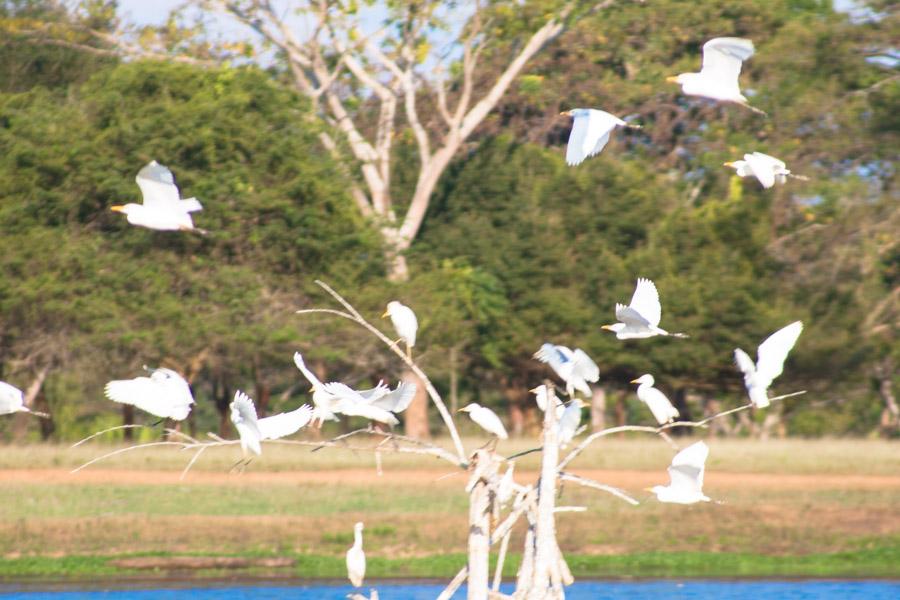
(560, 109), (641, 166)
(110, 161), (205, 232)
(734, 321), (804, 408)
(533, 344), (600, 397)
(724, 152), (807, 189)
(648, 440), (711, 504)
(0, 381), (49, 418)
(383, 301), (418, 359)
(631, 374), (680, 425)
(666, 37), (764, 114)
(346, 522), (366, 588)
(104, 368), (195, 421)
(602, 278), (689, 339)
(459, 403), (508, 441)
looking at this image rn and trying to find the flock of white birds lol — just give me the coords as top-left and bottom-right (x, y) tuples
(0, 34), (811, 592)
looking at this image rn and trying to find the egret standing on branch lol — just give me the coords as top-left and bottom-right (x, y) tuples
(734, 321), (804, 408)
(533, 344), (600, 397)
(459, 403), (508, 441)
(383, 301), (418, 359)
(0, 381), (49, 418)
(666, 37), (764, 114)
(557, 399), (587, 448)
(104, 367), (195, 421)
(110, 161), (206, 233)
(631, 374), (680, 425)
(724, 152), (807, 189)
(602, 278), (689, 339)
(560, 108), (641, 166)
(648, 440), (712, 504)
(531, 384), (565, 419)
(346, 521), (366, 588)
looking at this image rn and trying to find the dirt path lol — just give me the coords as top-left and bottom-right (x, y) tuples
(4, 468), (899, 490)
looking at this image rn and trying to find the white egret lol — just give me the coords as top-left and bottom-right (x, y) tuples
(257, 404), (314, 440)
(533, 344), (600, 397)
(735, 321), (803, 408)
(458, 403), (508, 440)
(557, 399), (587, 448)
(560, 109), (640, 166)
(602, 278), (689, 339)
(666, 37), (764, 114)
(229, 390), (262, 458)
(383, 301), (418, 359)
(364, 381), (417, 414)
(630, 374), (680, 425)
(104, 367), (195, 421)
(0, 381), (48, 417)
(725, 152), (807, 189)
(530, 385), (565, 419)
(648, 440), (711, 504)
(324, 382), (400, 426)
(293, 352), (343, 425)
(497, 463), (516, 509)
(110, 161), (205, 232)
(346, 521), (366, 588)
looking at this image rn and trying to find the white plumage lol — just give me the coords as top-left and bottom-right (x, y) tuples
(110, 161), (204, 232)
(323, 382), (400, 426)
(530, 385), (565, 419)
(346, 522), (366, 588)
(459, 403), (508, 440)
(257, 404), (314, 440)
(0, 381), (47, 417)
(603, 278), (688, 339)
(631, 374), (680, 425)
(667, 37), (762, 112)
(725, 152), (802, 189)
(533, 344), (599, 397)
(557, 399), (586, 448)
(229, 391), (262, 457)
(561, 109), (636, 166)
(735, 321), (803, 408)
(383, 301), (418, 358)
(104, 367), (195, 421)
(293, 352), (342, 425)
(648, 440), (711, 504)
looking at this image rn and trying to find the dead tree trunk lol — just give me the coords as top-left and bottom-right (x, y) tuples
(590, 386), (607, 432)
(403, 368), (430, 439)
(466, 449), (497, 600)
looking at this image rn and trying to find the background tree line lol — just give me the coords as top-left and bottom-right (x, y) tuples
(0, 0), (896, 442)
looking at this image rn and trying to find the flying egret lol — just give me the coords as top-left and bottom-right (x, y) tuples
(346, 521), (366, 588)
(458, 403), (508, 440)
(560, 109), (641, 166)
(0, 381), (49, 418)
(557, 399), (587, 448)
(364, 381), (417, 414)
(735, 321), (803, 408)
(110, 161), (205, 232)
(648, 440), (711, 504)
(533, 344), (600, 397)
(531, 385), (565, 419)
(293, 352), (344, 425)
(666, 37), (764, 114)
(104, 368), (195, 421)
(602, 278), (689, 339)
(724, 152), (807, 189)
(257, 404), (314, 440)
(324, 382), (401, 426)
(229, 390), (262, 459)
(631, 374), (680, 425)
(383, 301), (418, 359)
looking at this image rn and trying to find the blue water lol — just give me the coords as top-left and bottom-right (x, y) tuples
(3, 581), (899, 599)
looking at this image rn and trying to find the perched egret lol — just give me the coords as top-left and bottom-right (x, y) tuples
(293, 352), (342, 425)
(531, 385), (565, 419)
(602, 278), (689, 339)
(725, 152), (806, 189)
(0, 381), (48, 417)
(533, 344), (600, 397)
(557, 399), (587, 448)
(560, 109), (640, 166)
(346, 522), (366, 588)
(735, 321), (803, 408)
(383, 301), (418, 359)
(631, 374), (680, 425)
(110, 161), (205, 232)
(497, 463), (516, 509)
(666, 37), (764, 114)
(229, 391), (262, 458)
(458, 403), (508, 440)
(104, 368), (194, 421)
(648, 440), (711, 504)
(324, 382), (401, 426)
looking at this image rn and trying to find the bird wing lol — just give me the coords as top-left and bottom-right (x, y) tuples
(368, 382), (417, 413)
(744, 153), (776, 188)
(565, 112), (591, 166)
(557, 402), (583, 440)
(534, 343), (572, 376)
(257, 404), (313, 440)
(750, 152), (786, 171)
(323, 382), (367, 405)
(668, 440), (709, 492)
(0, 381), (24, 413)
(628, 278), (662, 327)
(755, 321), (803, 388)
(733, 347), (757, 382)
(293, 352), (323, 388)
(135, 161), (181, 208)
(700, 37), (754, 84)
(230, 391), (262, 454)
(571, 349), (600, 383)
(179, 197), (203, 213)
(357, 381), (391, 402)
(105, 377), (184, 420)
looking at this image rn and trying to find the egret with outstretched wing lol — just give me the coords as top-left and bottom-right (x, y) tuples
(735, 321), (803, 408)
(602, 278), (689, 339)
(104, 368), (195, 421)
(560, 109), (640, 166)
(648, 441), (711, 504)
(0, 381), (49, 418)
(725, 152), (805, 189)
(110, 161), (205, 232)
(533, 344), (599, 397)
(666, 37), (763, 113)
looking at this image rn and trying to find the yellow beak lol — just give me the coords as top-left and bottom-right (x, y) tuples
(643, 487), (654, 492)
(665, 76), (679, 83)
(630, 379), (640, 384)
(110, 205), (125, 213)
(381, 311), (390, 318)
(601, 325), (613, 331)
(559, 110), (571, 116)
(723, 161), (735, 167)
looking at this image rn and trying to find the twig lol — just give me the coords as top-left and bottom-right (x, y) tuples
(70, 441), (185, 474)
(70, 424), (148, 448)
(180, 446), (207, 481)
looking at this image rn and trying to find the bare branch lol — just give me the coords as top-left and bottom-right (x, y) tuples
(559, 472), (640, 506)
